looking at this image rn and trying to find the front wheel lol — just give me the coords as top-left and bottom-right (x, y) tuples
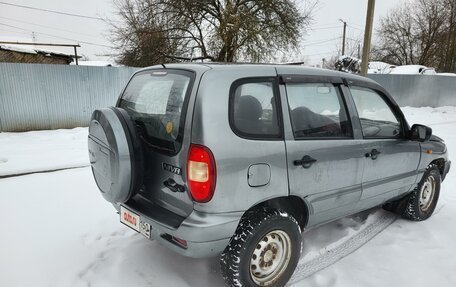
(402, 164), (441, 221)
(220, 208), (301, 287)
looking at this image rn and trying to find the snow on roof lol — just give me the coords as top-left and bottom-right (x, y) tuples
(0, 44), (37, 55)
(437, 73), (456, 77)
(389, 65), (436, 75)
(368, 61), (396, 74)
(70, 60), (115, 67)
(0, 44), (73, 58)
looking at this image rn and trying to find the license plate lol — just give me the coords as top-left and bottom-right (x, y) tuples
(120, 206), (151, 238)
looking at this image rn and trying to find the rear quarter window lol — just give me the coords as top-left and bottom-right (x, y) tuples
(230, 78), (282, 139)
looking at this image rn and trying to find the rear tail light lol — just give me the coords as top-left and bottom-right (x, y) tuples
(187, 144), (216, 203)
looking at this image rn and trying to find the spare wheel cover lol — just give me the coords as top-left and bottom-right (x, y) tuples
(88, 107), (134, 203)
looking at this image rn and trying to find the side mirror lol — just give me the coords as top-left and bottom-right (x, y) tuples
(411, 124), (432, 142)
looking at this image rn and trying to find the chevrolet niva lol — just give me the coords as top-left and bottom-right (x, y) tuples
(88, 64), (451, 287)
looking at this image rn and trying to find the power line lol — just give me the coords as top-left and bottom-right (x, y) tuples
(304, 51), (338, 57)
(0, 22), (112, 48)
(312, 22), (341, 28)
(346, 37), (362, 42)
(0, 1), (103, 21)
(310, 25), (340, 31)
(0, 16), (102, 39)
(0, 28), (31, 35)
(302, 37), (342, 46)
(348, 22), (364, 29)
(347, 24), (363, 31)
(305, 40), (341, 47)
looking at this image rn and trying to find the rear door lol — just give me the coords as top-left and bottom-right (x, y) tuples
(118, 68), (200, 218)
(346, 86), (421, 211)
(280, 75), (364, 227)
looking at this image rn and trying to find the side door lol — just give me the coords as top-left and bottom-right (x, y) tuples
(280, 76), (365, 227)
(347, 86), (421, 211)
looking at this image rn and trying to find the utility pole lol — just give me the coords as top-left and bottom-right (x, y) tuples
(339, 19), (347, 56)
(361, 0), (375, 76)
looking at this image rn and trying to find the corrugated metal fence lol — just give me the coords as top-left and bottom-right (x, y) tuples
(368, 74), (456, 107)
(0, 63), (138, 132)
(1, 63), (455, 132)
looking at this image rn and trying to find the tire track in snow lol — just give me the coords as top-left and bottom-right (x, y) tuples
(0, 164), (89, 179)
(288, 211), (397, 285)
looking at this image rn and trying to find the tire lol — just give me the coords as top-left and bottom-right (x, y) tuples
(390, 164), (441, 221)
(220, 208), (301, 287)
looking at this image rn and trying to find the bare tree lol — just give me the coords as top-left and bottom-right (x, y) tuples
(440, 0), (456, 72)
(375, 2), (421, 65)
(110, 0), (316, 66)
(110, 0), (182, 67)
(374, 0), (456, 72)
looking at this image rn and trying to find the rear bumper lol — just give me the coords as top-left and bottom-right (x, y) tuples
(114, 203), (243, 258)
(443, 160), (451, 181)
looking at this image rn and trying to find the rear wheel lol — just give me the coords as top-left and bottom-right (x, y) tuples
(220, 208), (301, 287)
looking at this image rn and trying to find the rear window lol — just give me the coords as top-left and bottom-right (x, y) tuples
(118, 69), (194, 154)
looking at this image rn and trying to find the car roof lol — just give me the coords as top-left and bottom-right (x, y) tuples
(141, 62), (381, 89)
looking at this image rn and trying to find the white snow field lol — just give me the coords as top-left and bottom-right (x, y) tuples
(0, 127), (89, 177)
(0, 107), (455, 287)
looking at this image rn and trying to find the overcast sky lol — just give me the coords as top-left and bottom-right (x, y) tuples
(0, 0), (407, 65)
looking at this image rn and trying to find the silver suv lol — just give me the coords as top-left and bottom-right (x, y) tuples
(88, 64), (451, 287)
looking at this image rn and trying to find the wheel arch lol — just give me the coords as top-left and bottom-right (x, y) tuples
(430, 158), (446, 177)
(247, 196), (309, 230)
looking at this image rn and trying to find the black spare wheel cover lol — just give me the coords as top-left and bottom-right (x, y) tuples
(88, 107), (140, 203)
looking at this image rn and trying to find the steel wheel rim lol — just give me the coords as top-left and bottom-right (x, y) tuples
(419, 176), (436, 212)
(249, 230), (292, 286)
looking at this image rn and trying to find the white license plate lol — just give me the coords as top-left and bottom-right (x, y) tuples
(120, 206), (151, 238)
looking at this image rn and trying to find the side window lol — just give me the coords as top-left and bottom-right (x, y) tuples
(350, 86), (401, 138)
(231, 80), (281, 138)
(285, 83), (353, 138)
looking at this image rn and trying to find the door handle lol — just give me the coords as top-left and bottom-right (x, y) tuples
(163, 178), (185, 193)
(365, 149), (382, 160)
(294, 155), (317, 168)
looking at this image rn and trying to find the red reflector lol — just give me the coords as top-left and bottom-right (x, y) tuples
(172, 236), (188, 248)
(187, 144), (216, 203)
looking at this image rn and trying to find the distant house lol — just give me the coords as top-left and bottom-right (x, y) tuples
(0, 44), (75, 65)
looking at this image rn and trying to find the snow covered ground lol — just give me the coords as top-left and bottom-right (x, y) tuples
(0, 107), (455, 287)
(0, 127), (89, 177)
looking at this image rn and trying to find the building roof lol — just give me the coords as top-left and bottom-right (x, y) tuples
(0, 44), (74, 60)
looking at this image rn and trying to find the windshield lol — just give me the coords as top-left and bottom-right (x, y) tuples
(118, 69), (193, 154)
